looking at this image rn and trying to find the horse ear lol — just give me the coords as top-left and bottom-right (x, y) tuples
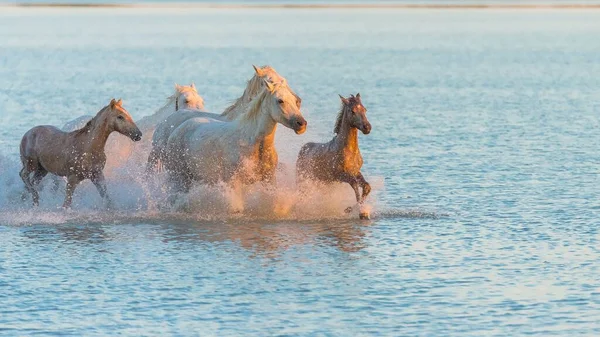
(190, 83), (196, 90)
(339, 94), (349, 105)
(253, 65), (265, 77)
(264, 79), (275, 92)
(110, 98), (117, 107)
(117, 98), (123, 106)
(356, 93), (361, 99)
(175, 83), (180, 90)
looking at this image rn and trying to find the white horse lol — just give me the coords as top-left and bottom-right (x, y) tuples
(146, 65), (301, 173)
(164, 80), (307, 213)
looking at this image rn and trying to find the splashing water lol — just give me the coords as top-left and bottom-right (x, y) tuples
(0, 132), (391, 226)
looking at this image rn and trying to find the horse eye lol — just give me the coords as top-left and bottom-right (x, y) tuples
(185, 99), (190, 104)
(117, 115), (124, 120)
(277, 99), (284, 104)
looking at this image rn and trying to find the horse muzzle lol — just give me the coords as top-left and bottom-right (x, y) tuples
(361, 123), (372, 135)
(131, 131), (143, 142)
(293, 117), (307, 135)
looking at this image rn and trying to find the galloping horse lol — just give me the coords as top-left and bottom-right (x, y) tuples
(164, 80), (307, 213)
(147, 65), (301, 173)
(296, 94), (372, 219)
(20, 99), (142, 208)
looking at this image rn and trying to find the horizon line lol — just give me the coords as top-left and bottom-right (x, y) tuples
(4, 3), (600, 9)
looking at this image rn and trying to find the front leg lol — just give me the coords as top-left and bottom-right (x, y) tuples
(63, 175), (82, 209)
(91, 171), (112, 209)
(341, 173), (370, 220)
(357, 172), (371, 203)
(340, 173), (361, 204)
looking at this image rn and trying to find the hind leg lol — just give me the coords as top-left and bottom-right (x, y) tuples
(31, 168), (48, 189)
(20, 166), (39, 206)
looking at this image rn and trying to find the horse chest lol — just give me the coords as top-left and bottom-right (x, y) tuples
(340, 150), (362, 175)
(234, 151), (276, 184)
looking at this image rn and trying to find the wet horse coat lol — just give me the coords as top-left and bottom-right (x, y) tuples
(19, 99), (142, 208)
(296, 94), (372, 219)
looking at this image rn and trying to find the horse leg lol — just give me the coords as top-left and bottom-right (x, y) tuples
(30, 168), (48, 198)
(356, 173), (371, 220)
(357, 172), (371, 203)
(20, 166), (38, 206)
(341, 173), (366, 217)
(63, 175), (82, 209)
(91, 171), (112, 209)
(342, 174), (361, 204)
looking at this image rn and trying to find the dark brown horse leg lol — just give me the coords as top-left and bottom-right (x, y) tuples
(91, 171), (112, 208)
(342, 173), (370, 220)
(357, 172), (371, 203)
(63, 175), (82, 209)
(341, 173), (361, 212)
(20, 166), (38, 206)
(31, 169), (48, 188)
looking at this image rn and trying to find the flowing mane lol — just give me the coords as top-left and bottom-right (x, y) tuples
(221, 65), (300, 120)
(221, 72), (267, 118)
(239, 86), (270, 123)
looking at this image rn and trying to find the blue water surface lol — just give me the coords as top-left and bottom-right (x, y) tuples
(1, 6), (600, 336)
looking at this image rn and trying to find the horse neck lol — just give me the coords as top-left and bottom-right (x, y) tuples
(334, 110), (359, 153)
(81, 112), (113, 154)
(238, 95), (278, 147)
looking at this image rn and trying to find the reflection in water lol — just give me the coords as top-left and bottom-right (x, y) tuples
(19, 218), (371, 256)
(160, 219), (371, 256)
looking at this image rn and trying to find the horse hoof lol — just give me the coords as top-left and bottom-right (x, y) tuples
(344, 207), (353, 214)
(359, 212), (370, 220)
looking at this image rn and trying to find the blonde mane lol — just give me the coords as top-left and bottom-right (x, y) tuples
(221, 73), (266, 117)
(239, 86), (270, 123)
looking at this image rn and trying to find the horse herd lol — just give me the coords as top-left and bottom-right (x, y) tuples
(19, 65), (372, 219)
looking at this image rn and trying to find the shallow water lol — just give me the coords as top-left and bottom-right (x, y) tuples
(1, 7), (600, 336)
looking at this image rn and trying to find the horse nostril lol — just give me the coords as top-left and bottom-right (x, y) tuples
(296, 119), (306, 127)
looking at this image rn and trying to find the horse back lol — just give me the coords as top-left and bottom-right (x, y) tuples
(20, 125), (72, 173)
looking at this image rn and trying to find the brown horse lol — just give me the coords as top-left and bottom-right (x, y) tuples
(296, 93), (372, 219)
(19, 99), (142, 208)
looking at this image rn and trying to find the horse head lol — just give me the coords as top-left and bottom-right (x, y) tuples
(107, 98), (142, 141)
(339, 93), (371, 135)
(174, 83), (205, 111)
(264, 79), (307, 135)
